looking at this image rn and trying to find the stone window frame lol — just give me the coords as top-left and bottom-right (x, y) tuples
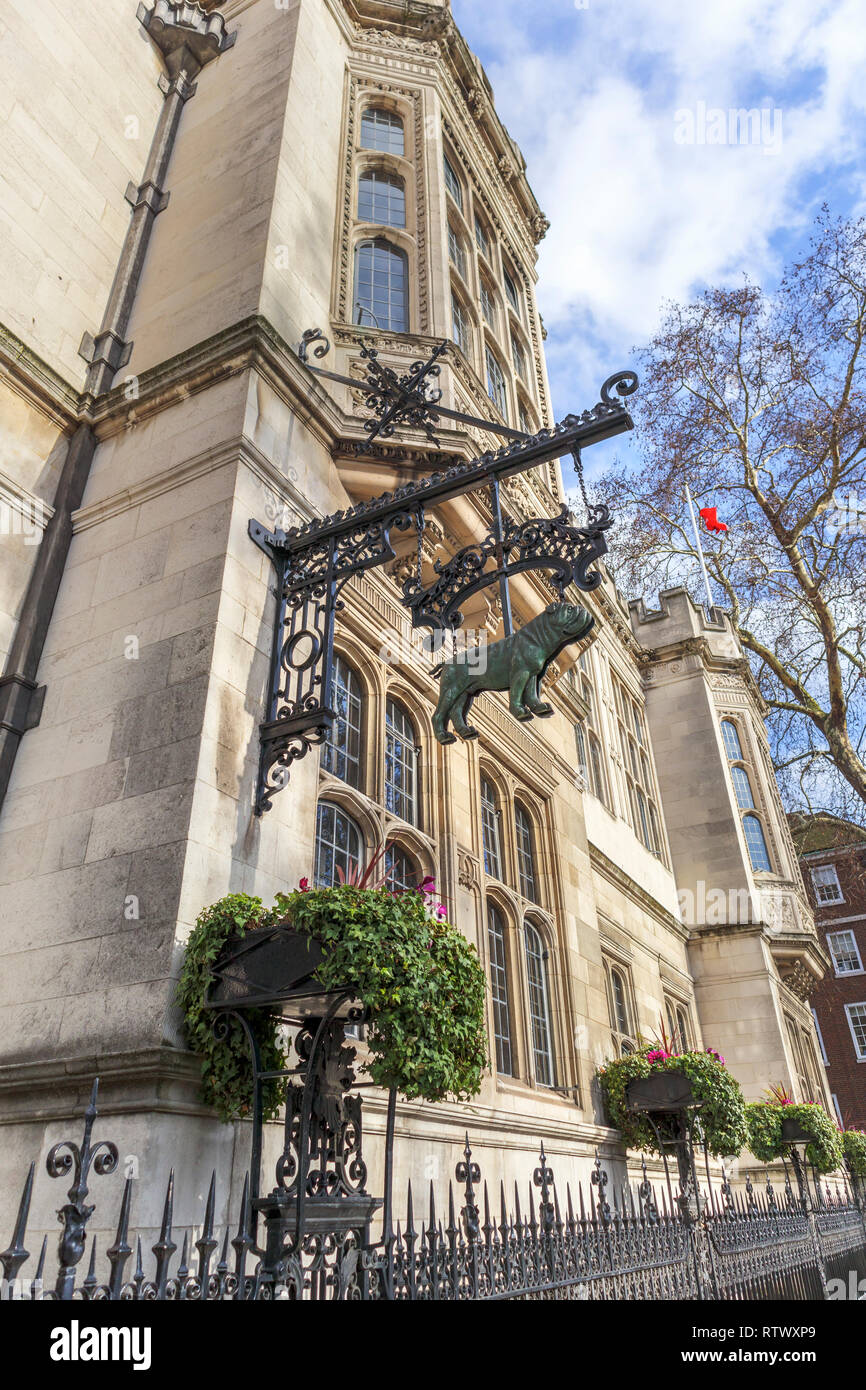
(664, 993), (693, 1052)
(450, 284), (475, 363)
(357, 166), (407, 229)
(487, 898), (515, 1077)
(320, 650), (365, 790)
(811, 1008), (830, 1066)
(314, 799), (365, 887)
(337, 75), (430, 332)
(384, 695), (420, 828)
(611, 671), (665, 862)
(572, 647), (612, 810)
(447, 220), (470, 287)
(514, 800), (539, 905)
(718, 713), (776, 877)
(439, 113), (551, 440)
(603, 955), (638, 1057)
(352, 236), (410, 333)
(523, 917), (557, 1088)
(784, 1011), (825, 1102)
(359, 104), (406, 156)
(480, 771), (505, 881)
(484, 341), (509, 422)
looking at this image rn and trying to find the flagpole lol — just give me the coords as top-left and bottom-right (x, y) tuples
(685, 483), (715, 616)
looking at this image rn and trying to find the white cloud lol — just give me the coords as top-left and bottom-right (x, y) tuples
(452, 0), (866, 413)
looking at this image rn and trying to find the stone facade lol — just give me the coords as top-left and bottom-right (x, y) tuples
(0, 0), (831, 1245)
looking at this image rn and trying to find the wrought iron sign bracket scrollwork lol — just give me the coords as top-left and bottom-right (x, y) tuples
(249, 371), (637, 814)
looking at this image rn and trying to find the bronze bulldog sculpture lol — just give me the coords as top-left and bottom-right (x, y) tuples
(432, 601), (595, 744)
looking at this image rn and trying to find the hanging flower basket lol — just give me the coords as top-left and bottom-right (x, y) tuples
(842, 1130), (866, 1179)
(745, 1099), (843, 1175)
(178, 877), (488, 1121)
(597, 1045), (748, 1158)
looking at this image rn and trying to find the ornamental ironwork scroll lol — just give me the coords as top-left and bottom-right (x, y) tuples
(249, 369), (638, 814)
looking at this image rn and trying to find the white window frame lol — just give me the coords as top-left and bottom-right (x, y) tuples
(844, 1001), (866, 1061)
(811, 863), (844, 905)
(831, 1093), (843, 1126)
(827, 928), (863, 976)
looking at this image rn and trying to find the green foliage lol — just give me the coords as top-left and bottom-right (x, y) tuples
(596, 1047), (748, 1158)
(279, 885), (488, 1102)
(746, 1102), (844, 1174)
(178, 887), (489, 1120)
(176, 893), (289, 1122)
(842, 1129), (866, 1178)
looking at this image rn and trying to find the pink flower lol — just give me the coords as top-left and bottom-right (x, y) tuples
(417, 875), (436, 894)
(706, 1047), (726, 1065)
(298, 877), (310, 892)
(435, 902), (447, 919)
(646, 1049), (670, 1063)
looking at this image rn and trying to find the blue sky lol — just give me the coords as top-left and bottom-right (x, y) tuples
(452, 0), (866, 483)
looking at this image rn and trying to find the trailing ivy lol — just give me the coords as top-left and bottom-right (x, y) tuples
(278, 884), (488, 1102)
(176, 893), (289, 1122)
(597, 1047), (748, 1158)
(178, 885), (488, 1119)
(745, 1101), (844, 1175)
(842, 1129), (866, 1179)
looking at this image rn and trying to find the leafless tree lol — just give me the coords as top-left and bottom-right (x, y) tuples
(602, 210), (866, 822)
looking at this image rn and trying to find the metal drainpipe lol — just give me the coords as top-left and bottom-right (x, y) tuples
(0, 4), (236, 809)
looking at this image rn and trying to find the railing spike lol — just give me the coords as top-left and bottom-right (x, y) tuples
(406, 1180), (416, 1241)
(107, 1177), (134, 1300)
(152, 1169), (177, 1297)
(83, 1236), (98, 1292)
(196, 1171), (218, 1286)
(32, 1235), (47, 1299)
(0, 1161), (34, 1285)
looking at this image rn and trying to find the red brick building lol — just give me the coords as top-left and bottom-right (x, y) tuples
(791, 813), (866, 1129)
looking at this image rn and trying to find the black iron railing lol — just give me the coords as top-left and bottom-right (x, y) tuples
(2, 1078), (865, 1302)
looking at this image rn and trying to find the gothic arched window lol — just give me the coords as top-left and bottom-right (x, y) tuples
(358, 169), (406, 228)
(360, 107), (404, 156)
(524, 922), (555, 1087)
(385, 699), (418, 826)
(315, 802), (363, 887)
(743, 813), (772, 872)
(320, 654), (362, 788)
(515, 803), (538, 903)
(354, 239), (408, 331)
(487, 903), (513, 1075)
(480, 777), (502, 880)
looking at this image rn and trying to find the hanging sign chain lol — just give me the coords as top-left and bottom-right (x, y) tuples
(571, 446), (592, 518)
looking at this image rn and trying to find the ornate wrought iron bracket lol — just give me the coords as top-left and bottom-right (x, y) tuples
(249, 373), (637, 814)
(297, 327), (529, 446)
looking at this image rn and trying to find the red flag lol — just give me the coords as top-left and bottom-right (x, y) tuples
(699, 506), (728, 534)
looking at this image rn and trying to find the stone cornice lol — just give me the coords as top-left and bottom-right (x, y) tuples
(588, 843), (686, 942)
(0, 322), (80, 430)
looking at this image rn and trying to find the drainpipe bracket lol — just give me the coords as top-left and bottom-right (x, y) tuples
(124, 180), (170, 214)
(0, 675), (46, 736)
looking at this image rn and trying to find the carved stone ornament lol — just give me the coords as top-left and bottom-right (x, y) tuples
(531, 214), (551, 243)
(137, 1), (236, 72)
(457, 851), (479, 890)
